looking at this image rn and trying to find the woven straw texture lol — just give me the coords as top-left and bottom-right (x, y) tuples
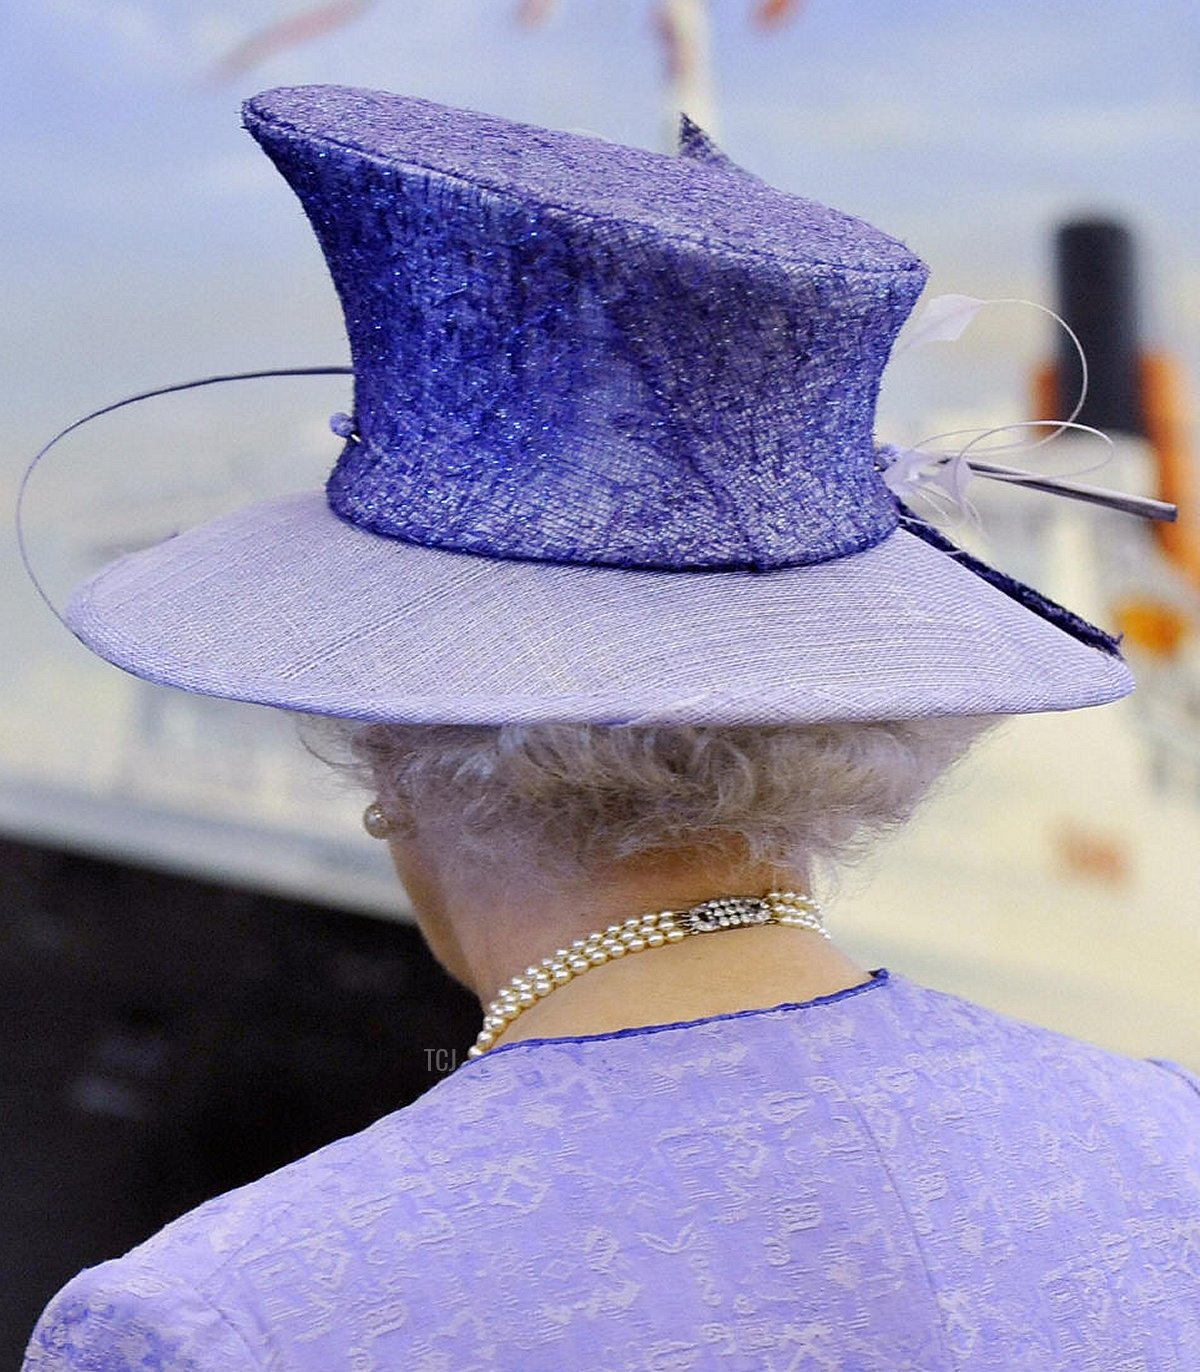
(67, 491), (1132, 723)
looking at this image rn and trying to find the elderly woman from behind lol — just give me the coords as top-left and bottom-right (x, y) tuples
(23, 84), (1200, 1371)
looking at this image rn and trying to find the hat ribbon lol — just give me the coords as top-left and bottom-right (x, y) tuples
(16, 366), (354, 625)
(881, 294), (1177, 525)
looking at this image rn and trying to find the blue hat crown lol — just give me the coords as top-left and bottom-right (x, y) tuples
(243, 86), (928, 571)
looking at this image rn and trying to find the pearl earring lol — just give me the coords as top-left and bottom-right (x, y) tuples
(362, 802), (392, 840)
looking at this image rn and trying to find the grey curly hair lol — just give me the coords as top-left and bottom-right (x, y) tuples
(316, 716), (995, 896)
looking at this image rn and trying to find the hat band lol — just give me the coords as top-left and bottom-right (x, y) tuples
(324, 431), (903, 573)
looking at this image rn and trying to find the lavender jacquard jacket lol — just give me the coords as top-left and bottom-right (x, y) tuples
(22, 969), (1200, 1370)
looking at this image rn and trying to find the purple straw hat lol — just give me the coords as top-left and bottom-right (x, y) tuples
(64, 85), (1133, 724)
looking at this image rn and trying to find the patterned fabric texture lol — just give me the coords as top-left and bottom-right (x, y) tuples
(23, 968), (1200, 1370)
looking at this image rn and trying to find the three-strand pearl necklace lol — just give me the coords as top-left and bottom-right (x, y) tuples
(468, 890), (829, 1059)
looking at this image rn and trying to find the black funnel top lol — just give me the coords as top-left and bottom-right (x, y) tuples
(1054, 218), (1145, 436)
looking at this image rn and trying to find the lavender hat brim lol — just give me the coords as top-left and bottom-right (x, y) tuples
(65, 490), (1132, 724)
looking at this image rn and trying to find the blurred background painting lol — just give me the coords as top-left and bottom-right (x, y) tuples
(2, 0), (1199, 1357)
